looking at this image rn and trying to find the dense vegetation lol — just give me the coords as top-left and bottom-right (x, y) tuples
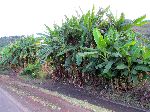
(0, 6), (150, 95)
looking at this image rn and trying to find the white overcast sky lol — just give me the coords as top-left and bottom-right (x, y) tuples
(0, 0), (149, 37)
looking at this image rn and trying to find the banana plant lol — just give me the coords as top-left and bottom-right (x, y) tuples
(0, 35), (41, 68)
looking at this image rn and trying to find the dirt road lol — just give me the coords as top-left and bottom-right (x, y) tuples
(0, 75), (147, 112)
(0, 75), (111, 112)
(0, 87), (29, 112)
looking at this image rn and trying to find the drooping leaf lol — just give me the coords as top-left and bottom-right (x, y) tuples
(133, 15), (147, 26)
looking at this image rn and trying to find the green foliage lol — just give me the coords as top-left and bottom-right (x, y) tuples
(93, 28), (107, 50)
(126, 15), (147, 30)
(0, 35), (41, 67)
(20, 62), (41, 78)
(1, 6), (149, 90)
(38, 6), (150, 89)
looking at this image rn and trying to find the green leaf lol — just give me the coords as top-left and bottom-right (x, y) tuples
(95, 64), (103, 69)
(76, 54), (82, 66)
(133, 15), (147, 26)
(134, 65), (150, 72)
(77, 51), (98, 58)
(122, 41), (136, 49)
(64, 56), (71, 67)
(82, 62), (94, 72)
(56, 47), (75, 56)
(143, 48), (150, 60)
(131, 69), (138, 75)
(93, 28), (107, 50)
(112, 52), (122, 57)
(131, 46), (141, 59)
(135, 21), (148, 26)
(116, 63), (128, 69)
(12, 56), (18, 64)
(119, 13), (125, 23)
(91, 5), (95, 21)
(95, 62), (107, 69)
(84, 11), (90, 27)
(103, 61), (113, 74)
(143, 74), (150, 80)
(122, 70), (129, 76)
(131, 75), (139, 84)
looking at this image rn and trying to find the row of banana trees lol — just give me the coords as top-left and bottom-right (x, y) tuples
(1, 6), (150, 90)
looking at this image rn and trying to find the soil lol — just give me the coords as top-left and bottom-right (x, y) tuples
(0, 75), (111, 112)
(0, 72), (149, 112)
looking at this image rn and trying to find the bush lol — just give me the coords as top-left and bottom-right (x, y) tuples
(39, 6), (150, 90)
(0, 35), (40, 68)
(20, 62), (41, 78)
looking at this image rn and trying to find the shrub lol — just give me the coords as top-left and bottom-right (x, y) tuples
(40, 6), (150, 90)
(0, 35), (41, 68)
(20, 62), (41, 78)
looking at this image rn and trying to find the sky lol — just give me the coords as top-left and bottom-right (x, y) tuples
(0, 0), (149, 37)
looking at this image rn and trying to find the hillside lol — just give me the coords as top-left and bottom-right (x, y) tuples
(0, 35), (24, 48)
(133, 22), (150, 38)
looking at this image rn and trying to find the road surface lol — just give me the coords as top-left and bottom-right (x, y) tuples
(0, 87), (29, 112)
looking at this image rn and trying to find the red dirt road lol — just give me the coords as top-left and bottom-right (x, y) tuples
(0, 75), (110, 112)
